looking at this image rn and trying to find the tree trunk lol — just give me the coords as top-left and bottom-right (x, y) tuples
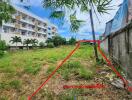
(27, 44), (29, 50)
(16, 42), (17, 50)
(89, 9), (99, 62)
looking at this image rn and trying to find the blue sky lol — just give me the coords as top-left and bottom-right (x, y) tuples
(11, 0), (123, 40)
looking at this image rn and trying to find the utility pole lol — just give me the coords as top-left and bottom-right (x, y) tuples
(89, 9), (99, 62)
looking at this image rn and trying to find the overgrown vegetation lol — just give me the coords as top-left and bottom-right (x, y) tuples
(47, 61), (94, 80)
(46, 36), (77, 47)
(0, 40), (7, 58)
(24, 65), (41, 75)
(46, 36), (66, 47)
(0, 80), (21, 90)
(0, 45), (131, 99)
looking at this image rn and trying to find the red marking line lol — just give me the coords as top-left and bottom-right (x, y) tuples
(28, 40), (132, 100)
(63, 84), (106, 89)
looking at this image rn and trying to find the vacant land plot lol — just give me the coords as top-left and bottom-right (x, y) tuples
(0, 45), (131, 100)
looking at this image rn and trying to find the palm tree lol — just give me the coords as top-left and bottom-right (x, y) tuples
(30, 39), (38, 48)
(23, 39), (31, 50)
(10, 36), (22, 49)
(42, 0), (112, 61)
(0, 0), (16, 26)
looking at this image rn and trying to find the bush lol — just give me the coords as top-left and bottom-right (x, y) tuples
(9, 80), (21, 89)
(39, 42), (46, 48)
(52, 36), (66, 46)
(47, 42), (54, 48)
(68, 37), (76, 45)
(0, 40), (7, 58)
(46, 38), (53, 43)
(46, 66), (55, 74)
(46, 36), (67, 47)
(79, 68), (93, 80)
(24, 66), (41, 75)
(0, 50), (4, 58)
(0, 40), (7, 50)
(58, 61), (83, 80)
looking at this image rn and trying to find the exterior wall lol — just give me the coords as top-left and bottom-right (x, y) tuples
(101, 38), (109, 54)
(101, 22), (132, 84)
(128, 0), (132, 21)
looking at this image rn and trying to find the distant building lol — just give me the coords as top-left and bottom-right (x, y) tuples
(0, 4), (58, 47)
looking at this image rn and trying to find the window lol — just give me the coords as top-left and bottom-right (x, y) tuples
(43, 34), (47, 38)
(48, 27), (51, 30)
(21, 31), (26, 35)
(44, 29), (47, 32)
(44, 23), (47, 27)
(3, 27), (8, 33)
(38, 34), (41, 37)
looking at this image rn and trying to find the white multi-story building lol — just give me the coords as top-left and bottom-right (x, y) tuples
(0, 4), (58, 47)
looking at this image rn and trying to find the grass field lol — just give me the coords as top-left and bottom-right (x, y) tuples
(0, 45), (131, 100)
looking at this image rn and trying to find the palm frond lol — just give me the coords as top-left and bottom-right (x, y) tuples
(50, 11), (65, 18)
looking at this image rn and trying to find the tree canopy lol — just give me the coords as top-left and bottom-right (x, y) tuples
(0, 0), (15, 26)
(42, 0), (112, 32)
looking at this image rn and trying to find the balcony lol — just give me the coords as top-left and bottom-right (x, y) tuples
(15, 15), (21, 20)
(3, 22), (15, 28)
(15, 23), (21, 29)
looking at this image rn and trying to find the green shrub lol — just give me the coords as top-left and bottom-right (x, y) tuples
(58, 61), (83, 80)
(0, 97), (8, 100)
(9, 80), (21, 89)
(46, 66), (55, 74)
(57, 61), (94, 80)
(79, 68), (93, 80)
(68, 37), (76, 45)
(46, 38), (53, 43)
(39, 42), (46, 48)
(24, 66), (41, 75)
(52, 36), (66, 46)
(0, 50), (4, 58)
(47, 42), (54, 48)
(0, 40), (7, 50)
(0, 82), (8, 90)
(0, 40), (7, 58)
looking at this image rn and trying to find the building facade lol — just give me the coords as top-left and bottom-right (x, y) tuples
(0, 5), (58, 47)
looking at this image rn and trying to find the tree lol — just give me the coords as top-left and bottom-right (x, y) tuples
(0, 40), (7, 51)
(10, 36), (22, 49)
(0, 40), (7, 58)
(46, 38), (53, 43)
(39, 42), (46, 48)
(42, 0), (112, 61)
(52, 36), (66, 46)
(30, 39), (38, 48)
(23, 39), (31, 50)
(0, 0), (16, 26)
(68, 37), (76, 45)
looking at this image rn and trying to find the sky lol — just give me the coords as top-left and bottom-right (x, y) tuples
(11, 0), (123, 40)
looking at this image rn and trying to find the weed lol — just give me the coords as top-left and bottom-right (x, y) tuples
(79, 68), (93, 80)
(24, 65), (41, 75)
(46, 66), (55, 74)
(1, 67), (15, 73)
(9, 80), (21, 89)
(58, 89), (84, 100)
(0, 82), (8, 90)
(58, 61), (93, 80)
(0, 96), (8, 100)
(20, 96), (26, 100)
